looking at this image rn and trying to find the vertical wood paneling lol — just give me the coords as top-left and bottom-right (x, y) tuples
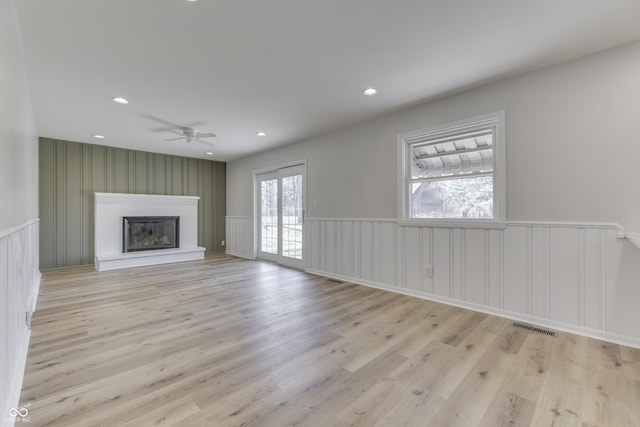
(396, 226), (405, 288)
(54, 140), (66, 266)
(503, 227), (528, 314)
(134, 151), (148, 193)
(360, 222), (373, 281)
(465, 229), (486, 305)
(309, 220), (320, 270)
(342, 221), (353, 278)
(422, 228), (433, 294)
(1, 221), (40, 421)
(114, 149), (128, 193)
(433, 228), (451, 297)
(81, 145), (92, 265)
(39, 138), (226, 269)
(353, 221), (360, 279)
(403, 227), (421, 292)
(39, 141), (55, 269)
(583, 229), (601, 329)
(453, 229), (464, 300)
(380, 222), (395, 287)
(154, 154), (166, 195)
(65, 142), (82, 266)
(549, 228), (580, 325)
(227, 217), (633, 344)
(326, 221), (336, 274)
(319, 220), (326, 272)
(530, 227), (547, 318)
(488, 229), (503, 308)
(215, 162), (227, 251)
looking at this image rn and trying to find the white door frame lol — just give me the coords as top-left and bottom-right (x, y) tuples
(253, 160), (307, 268)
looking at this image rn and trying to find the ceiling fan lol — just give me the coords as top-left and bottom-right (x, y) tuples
(164, 127), (216, 146)
(145, 115), (216, 146)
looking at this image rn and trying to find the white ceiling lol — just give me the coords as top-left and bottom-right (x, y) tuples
(16, 0), (640, 162)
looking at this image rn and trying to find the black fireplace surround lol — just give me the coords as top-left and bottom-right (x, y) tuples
(123, 216), (180, 252)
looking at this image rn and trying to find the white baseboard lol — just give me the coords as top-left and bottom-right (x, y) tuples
(306, 268), (640, 350)
(225, 250), (255, 260)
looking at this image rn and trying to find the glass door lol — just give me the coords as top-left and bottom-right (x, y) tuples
(257, 164), (305, 268)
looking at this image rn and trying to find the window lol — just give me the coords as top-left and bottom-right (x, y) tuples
(399, 112), (505, 226)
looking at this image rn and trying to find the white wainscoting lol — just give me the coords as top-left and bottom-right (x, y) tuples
(1, 220), (41, 426)
(225, 216), (254, 259)
(225, 216), (640, 348)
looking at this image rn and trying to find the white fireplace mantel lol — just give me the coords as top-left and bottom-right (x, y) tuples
(94, 192), (205, 271)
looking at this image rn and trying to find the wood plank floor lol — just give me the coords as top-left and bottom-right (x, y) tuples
(20, 254), (640, 426)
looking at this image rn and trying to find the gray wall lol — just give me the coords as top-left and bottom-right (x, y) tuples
(227, 40), (640, 232)
(39, 138), (226, 269)
(1, 0), (40, 418)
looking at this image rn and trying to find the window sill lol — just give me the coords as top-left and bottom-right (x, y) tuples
(397, 219), (507, 229)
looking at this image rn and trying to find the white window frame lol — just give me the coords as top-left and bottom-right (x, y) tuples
(397, 111), (506, 229)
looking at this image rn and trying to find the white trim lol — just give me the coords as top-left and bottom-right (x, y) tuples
(95, 192), (200, 202)
(252, 159), (307, 175)
(306, 217), (397, 223)
(625, 233), (640, 249)
(225, 250), (255, 260)
(305, 268), (640, 350)
(398, 219), (506, 229)
(0, 218), (39, 240)
(398, 111), (506, 224)
(307, 217), (625, 233)
(95, 247), (206, 271)
(225, 215), (252, 220)
(507, 221), (626, 238)
(252, 160), (307, 268)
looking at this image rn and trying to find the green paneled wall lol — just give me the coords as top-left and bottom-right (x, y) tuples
(39, 138), (226, 269)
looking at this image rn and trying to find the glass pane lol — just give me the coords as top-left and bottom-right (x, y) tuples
(412, 130), (493, 179)
(261, 179), (278, 254)
(411, 176), (493, 219)
(282, 174), (303, 259)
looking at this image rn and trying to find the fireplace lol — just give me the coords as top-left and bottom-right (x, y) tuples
(123, 216), (180, 252)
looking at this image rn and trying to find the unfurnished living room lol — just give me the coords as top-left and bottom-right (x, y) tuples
(3, 1), (640, 426)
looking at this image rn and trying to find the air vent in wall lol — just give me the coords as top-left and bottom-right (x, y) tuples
(512, 322), (556, 336)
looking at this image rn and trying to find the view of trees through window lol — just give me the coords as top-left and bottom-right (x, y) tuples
(260, 174), (303, 259)
(411, 175), (493, 219)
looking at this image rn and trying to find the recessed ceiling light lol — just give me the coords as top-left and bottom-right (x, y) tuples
(93, 134), (105, 139)
(186, 0), (198, 2)
(205, 151), (213, 155)
(362, 88), (378, 96)
(112, 97), (129, 104)
(256, 131), (267, 137)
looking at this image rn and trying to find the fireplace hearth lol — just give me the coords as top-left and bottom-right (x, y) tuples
(123, 216), (180, 252)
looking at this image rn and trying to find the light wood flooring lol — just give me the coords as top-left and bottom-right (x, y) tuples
(20, 254), (640, 426)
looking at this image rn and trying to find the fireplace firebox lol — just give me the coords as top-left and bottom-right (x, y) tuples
(123, 216), (180, 252)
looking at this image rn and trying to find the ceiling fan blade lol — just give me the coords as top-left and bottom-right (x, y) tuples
(197, 139), (214, 147)
(196, 133), (216, 138)
(156, 128), (185, 136)
(185, 122), (206, 129)
(165, 137), (185, 142)
(144, 114), (182, 129)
